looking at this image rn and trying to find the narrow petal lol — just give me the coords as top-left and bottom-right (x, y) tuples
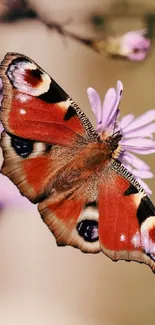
(124, 110), (155, 133)
(121, 152), (150, 170)
(124, 123), (155, 138)
(131, 169), (153, 179)
(101, 81), (123, 130)
(123, 147), (155, 155)
(120, 137), (155, 154)
(120, 137), (155, 148)
(107, 81), (123, 127)
(101, 88), (116, 129)
(87, 88), (102, 125)
(136, 178), (152, 196)
(121, 162), (133, 172)
(120, 114), (135, 130)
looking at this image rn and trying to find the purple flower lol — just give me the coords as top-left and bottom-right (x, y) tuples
(93, 30), (151, 61)
(120, 30), (151, 61)
(87, 81), (155, 195)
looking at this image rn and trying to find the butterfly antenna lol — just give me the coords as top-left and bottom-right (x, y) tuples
(113, 119), (117, 135)
(112, 109), (120, 136)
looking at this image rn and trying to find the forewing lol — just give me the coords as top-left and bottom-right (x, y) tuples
(0, 52), (98, 146)
(0, 52), (98, 202)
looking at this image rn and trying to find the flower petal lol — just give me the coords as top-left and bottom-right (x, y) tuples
(101, 80), (123, 130)
(127, 51), (148, 62)
(120, 137), (155, 148)
(124, 147), (155, 154)
(107, 81), (123, 127)
(101, 88), (116, 129)
(120, 114), (135, 130)
(87, 87), (102, 125)
(131, 169), (153, 179)
(121, 152), (150, 170)
(120, 138), (155, 154)
(121, 31), (150, 48)
(124, 122), (155, 139)
(120, 31), (150, 61)
(121, 162), (133, 172)
(124, 110), (155, 133)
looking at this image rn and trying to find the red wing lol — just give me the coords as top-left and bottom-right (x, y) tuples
(1, 52), (155, 274)
(0, 131), (81, 202)
(99, 161), (155, 272)
(39, 159), (155, 273)
(0, 52), (98, 202)
(0, 52), (98, 146)
(39, 185), (100, 254)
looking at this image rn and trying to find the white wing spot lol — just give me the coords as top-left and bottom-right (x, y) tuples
(140, 216), (155, 260)
(16, 93), (31, 103)
(120, 234), (126, 242)
(20, 109), (26, 115)
(131, 231), (140, 248)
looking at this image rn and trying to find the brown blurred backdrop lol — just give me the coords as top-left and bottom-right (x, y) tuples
(0, 0), (155, 324)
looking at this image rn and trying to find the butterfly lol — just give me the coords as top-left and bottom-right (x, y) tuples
(0, 52), (155, 272)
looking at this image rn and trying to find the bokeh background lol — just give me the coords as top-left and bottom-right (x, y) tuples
(0, 0), (155, 324)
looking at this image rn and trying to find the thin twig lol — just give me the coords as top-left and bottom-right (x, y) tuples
(1, 1), (101, 52)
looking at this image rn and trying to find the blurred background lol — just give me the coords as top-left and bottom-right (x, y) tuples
(0, 0), (155, 324)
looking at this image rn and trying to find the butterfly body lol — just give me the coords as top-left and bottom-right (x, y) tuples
(1, 52), (155, 272)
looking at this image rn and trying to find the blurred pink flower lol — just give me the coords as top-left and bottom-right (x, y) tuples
(87, 81), (155, 195)
(94, 30), (151, 62)
(120, 30), (151, 61)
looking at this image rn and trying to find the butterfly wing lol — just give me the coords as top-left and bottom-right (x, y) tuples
(1, 52), (155, 272)
(0, 52), (98, 201)
(1, 130), (84, 202)
(0, 52), (98, 145)
(99, 160), (155, 271)
(39, 176), (100, 254)
(39, 159), (155, 272)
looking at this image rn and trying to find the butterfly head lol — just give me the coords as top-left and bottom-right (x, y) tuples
(105, 130), (122, 150)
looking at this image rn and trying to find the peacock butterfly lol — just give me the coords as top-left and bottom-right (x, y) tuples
(0, 52), (155, 272)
